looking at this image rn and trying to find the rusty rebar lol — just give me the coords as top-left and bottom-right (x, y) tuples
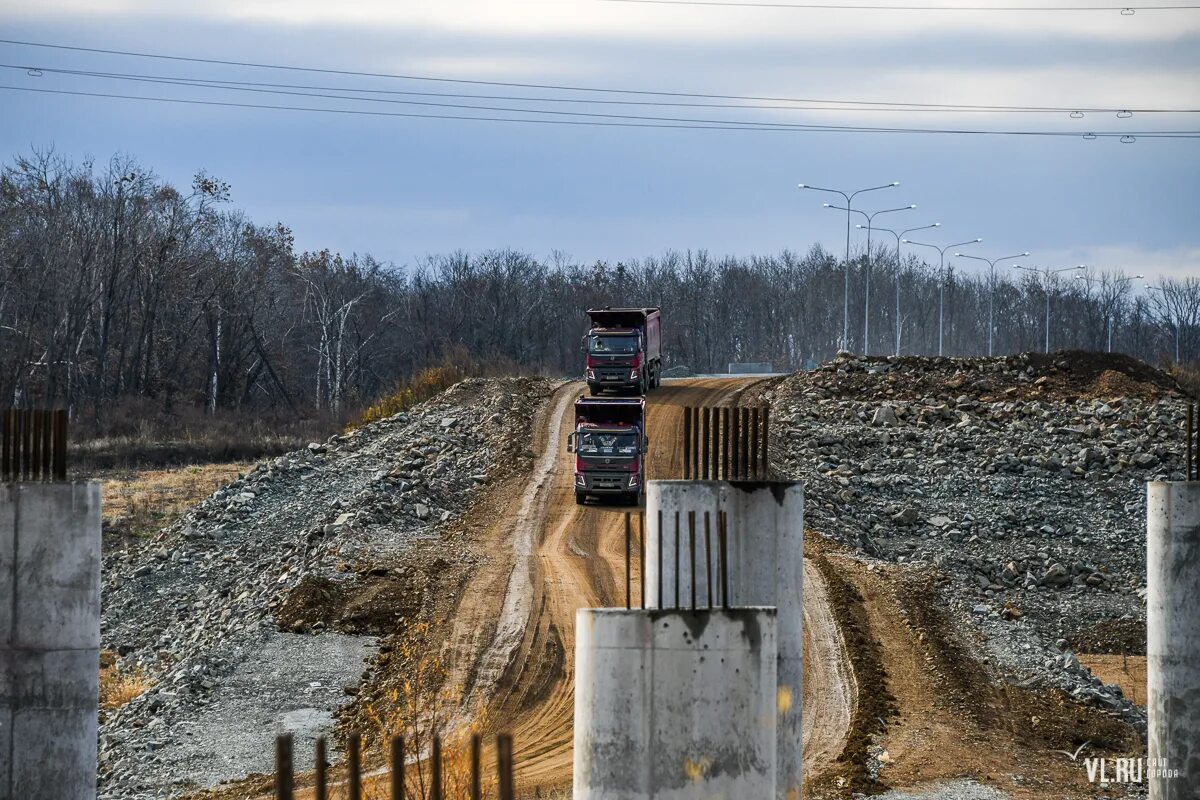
(390, 735), (404, 800)
(315, 737), (328, 800)
(740, 407), (751, 480)
(1, 410), (10, 480)
(761, 405), (770, 478)
(275, 734), (294, 800)
(624, 512), (632, 610)
(701, 406), (710, 480)
(497, 734), (515, 800)
(749, 407), (759, 479)
(704, 511), (713, 609)
(683, 405), (692, 479)
(1188, 403), (1197, 481)
(432, 735), (443, 800)
(721, 406), (730, 479)
(730, 405), (740, 478)
(471, 734), (482, 800)
(705, 407), (715, 474)
(639, 511), (646, 609)
(348, 732), (362, 800)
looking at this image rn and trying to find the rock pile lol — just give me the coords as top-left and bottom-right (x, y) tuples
(98, 377), (555, 798)
(768, 351), (1191, 724)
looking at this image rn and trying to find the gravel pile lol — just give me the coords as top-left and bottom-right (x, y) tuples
(98, 377), (555, 798)
(768, 352), (1192, 727)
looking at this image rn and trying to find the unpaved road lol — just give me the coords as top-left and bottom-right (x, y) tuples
(445, 377), (855, 792)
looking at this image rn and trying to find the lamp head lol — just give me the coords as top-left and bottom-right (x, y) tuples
(823, 203), (831, 207)
(797, 183), (806, 188)
(856, 224), (864, 229)
(892, 181), (900, 186)
(954, 252), (963, 257)
(1023, 252), (1031, 256)
(1134, 274), (1145, 279)
(909, 204), (917, 209)
(934, 222), (942, 227)
(901, 239), (910, 243)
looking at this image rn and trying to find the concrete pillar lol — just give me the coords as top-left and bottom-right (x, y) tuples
(1147, 481), (1200, 798)
(644, 480), (804, 800)
(573, 607), (777, 799)
(0, 483), (102, 800)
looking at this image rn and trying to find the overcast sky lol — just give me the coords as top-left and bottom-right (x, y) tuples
(2, 0), (1198, 284)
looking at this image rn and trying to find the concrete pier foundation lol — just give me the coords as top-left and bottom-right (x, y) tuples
(1147, 481), (1200, 799)
(644, 480), (803, 800)
(573, 607), (777, 799)
(1, 482), (102, 800)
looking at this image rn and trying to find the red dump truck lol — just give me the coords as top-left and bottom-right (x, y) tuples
(566, 397), (648, 506)
(583, 307), (662, 396)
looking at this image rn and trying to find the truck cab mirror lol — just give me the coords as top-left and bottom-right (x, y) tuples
(642, 435), (650, 454)
(580, 335), (588, 354)
(566, 432), (576, 453)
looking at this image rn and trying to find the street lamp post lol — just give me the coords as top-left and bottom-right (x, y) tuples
(877, 222), (940, 355)
(956, 251), (1031, 356)
(1075, 271), (1144, 352)
(904, 237), (982, 356)
(799, 181), (899, 352)
(1014, 264), (1086, 353)
(848, 205), (915, 354)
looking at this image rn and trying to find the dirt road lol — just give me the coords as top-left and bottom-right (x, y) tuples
(446, 377), (855, 792)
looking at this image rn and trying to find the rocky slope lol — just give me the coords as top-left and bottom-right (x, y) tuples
(98, 377), (556, 798)
(768, 351), (1191, 730)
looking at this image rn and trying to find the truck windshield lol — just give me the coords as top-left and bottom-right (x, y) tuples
(588, 335), (638, 354)
(578, 431), (639, 457)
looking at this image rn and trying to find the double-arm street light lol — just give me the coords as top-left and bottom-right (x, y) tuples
(955, 251), (1030, 356)
(876, 222), (941, 356)
(850, 205), (916, 354)
(1075, 271), (1144, 352)
(904, 237), (982, 356)
(1014, 264), (1085, 353)
(799, 181), (899, 352)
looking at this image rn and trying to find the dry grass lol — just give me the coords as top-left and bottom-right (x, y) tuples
(100, 462), (252, 539)
(354, 365), (469, 429)
(100, 654), (152, 713)
(1170, 362), (1200, 399)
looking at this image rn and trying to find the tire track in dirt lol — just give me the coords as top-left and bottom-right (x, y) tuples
(448, 377), (857, 793)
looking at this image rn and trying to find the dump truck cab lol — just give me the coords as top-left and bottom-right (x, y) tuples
(567, 397), (648, 506)
(583, 307), (661, 396)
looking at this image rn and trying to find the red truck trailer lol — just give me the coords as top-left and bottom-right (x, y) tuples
(583, 307), (662, 396)
(566, 396), (648, 505)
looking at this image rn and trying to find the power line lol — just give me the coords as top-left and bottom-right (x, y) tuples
(6, 64), (1196, 115)
(5, 84), (1198, 139)
(599, 0), (1200, 10)
(0, 38), (1175, 114)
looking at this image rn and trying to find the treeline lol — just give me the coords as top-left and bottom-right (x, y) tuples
(1, 150), (1197, 424)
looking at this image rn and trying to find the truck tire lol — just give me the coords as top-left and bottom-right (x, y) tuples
(575, 490), (587, 505)
(588, 386), (600, 397)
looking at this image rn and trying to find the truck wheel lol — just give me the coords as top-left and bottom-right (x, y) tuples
(588, 386), (599, 396)
(575, 490), (587, 505)
(639, 371), (648, 395)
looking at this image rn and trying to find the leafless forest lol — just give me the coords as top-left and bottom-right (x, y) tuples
(2, 151), (1197, 426)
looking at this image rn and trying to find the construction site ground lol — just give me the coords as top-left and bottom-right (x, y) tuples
(185, 367), (1169, 800)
